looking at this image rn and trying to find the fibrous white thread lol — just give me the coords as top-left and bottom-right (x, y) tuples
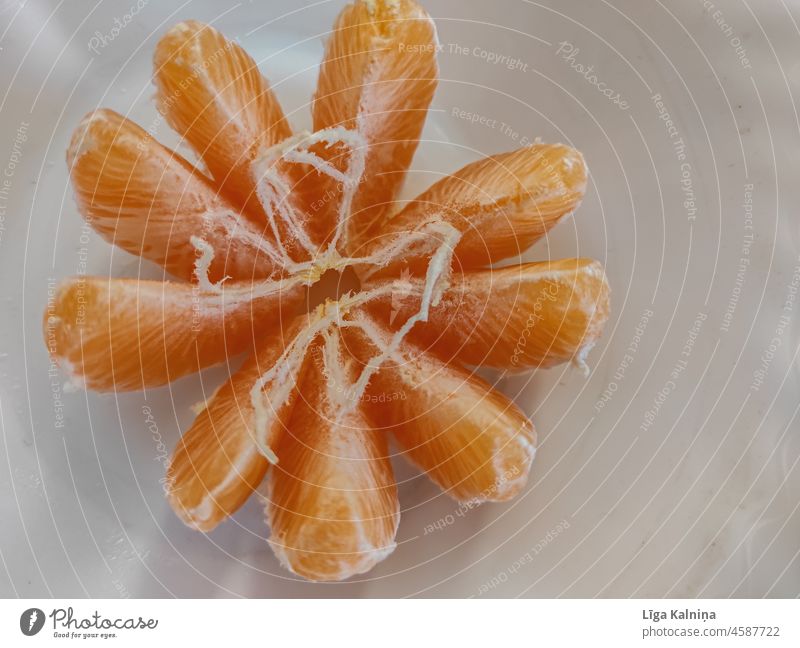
(247, 220), (459, 460)
(187, 123), (463, 461)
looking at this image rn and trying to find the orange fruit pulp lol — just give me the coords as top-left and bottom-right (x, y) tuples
(47, 0), (610, 582)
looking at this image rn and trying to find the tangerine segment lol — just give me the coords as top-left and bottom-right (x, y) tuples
(376, 145), (587, 272)
(267, 333), (399, 582)
(68, 109), (277, 282)
(154, 21), (292, 221)
(349, 316), (536, 502)
(367, 258), (610, 370)
(167, 315), (310, 532)
(44, 276), (302, 392)
(312, 0), (438, 249)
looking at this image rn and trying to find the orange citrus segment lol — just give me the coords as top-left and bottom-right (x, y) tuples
(367, 258), (610, 370)
(68, 109), (278, 282)
(267, 331), (399, 581)
(312, 0), (438, 251)
(154, 21), (292, 221)
(349, 316), (536, 502)
(374, 144), (587, 272)
(44, 276), (302, 392)
(167, 315), (310, 532)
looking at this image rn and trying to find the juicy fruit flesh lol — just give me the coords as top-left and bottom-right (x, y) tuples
(167, 315), (311, 531)
(366, 258), (609, 371)
(154, 20), (292, 223)
(376, 144), (588, 273)
(44, 276), (303, 391)
(312, 0), (439, 252)
(67, 109), (278, 282)
(267, 331), (400, 582)
(350, 316), (537, 503)
(49, 0), (611, 583)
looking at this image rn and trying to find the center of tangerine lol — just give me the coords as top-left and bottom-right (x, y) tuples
(305, 266), (362, 311)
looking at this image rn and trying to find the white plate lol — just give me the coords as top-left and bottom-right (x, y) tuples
(1, 0), (798, 597)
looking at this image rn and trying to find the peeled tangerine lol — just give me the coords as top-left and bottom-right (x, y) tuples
(48, 0), (611, 582)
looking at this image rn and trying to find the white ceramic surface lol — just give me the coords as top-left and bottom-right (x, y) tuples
(0, 0), (799, 597)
